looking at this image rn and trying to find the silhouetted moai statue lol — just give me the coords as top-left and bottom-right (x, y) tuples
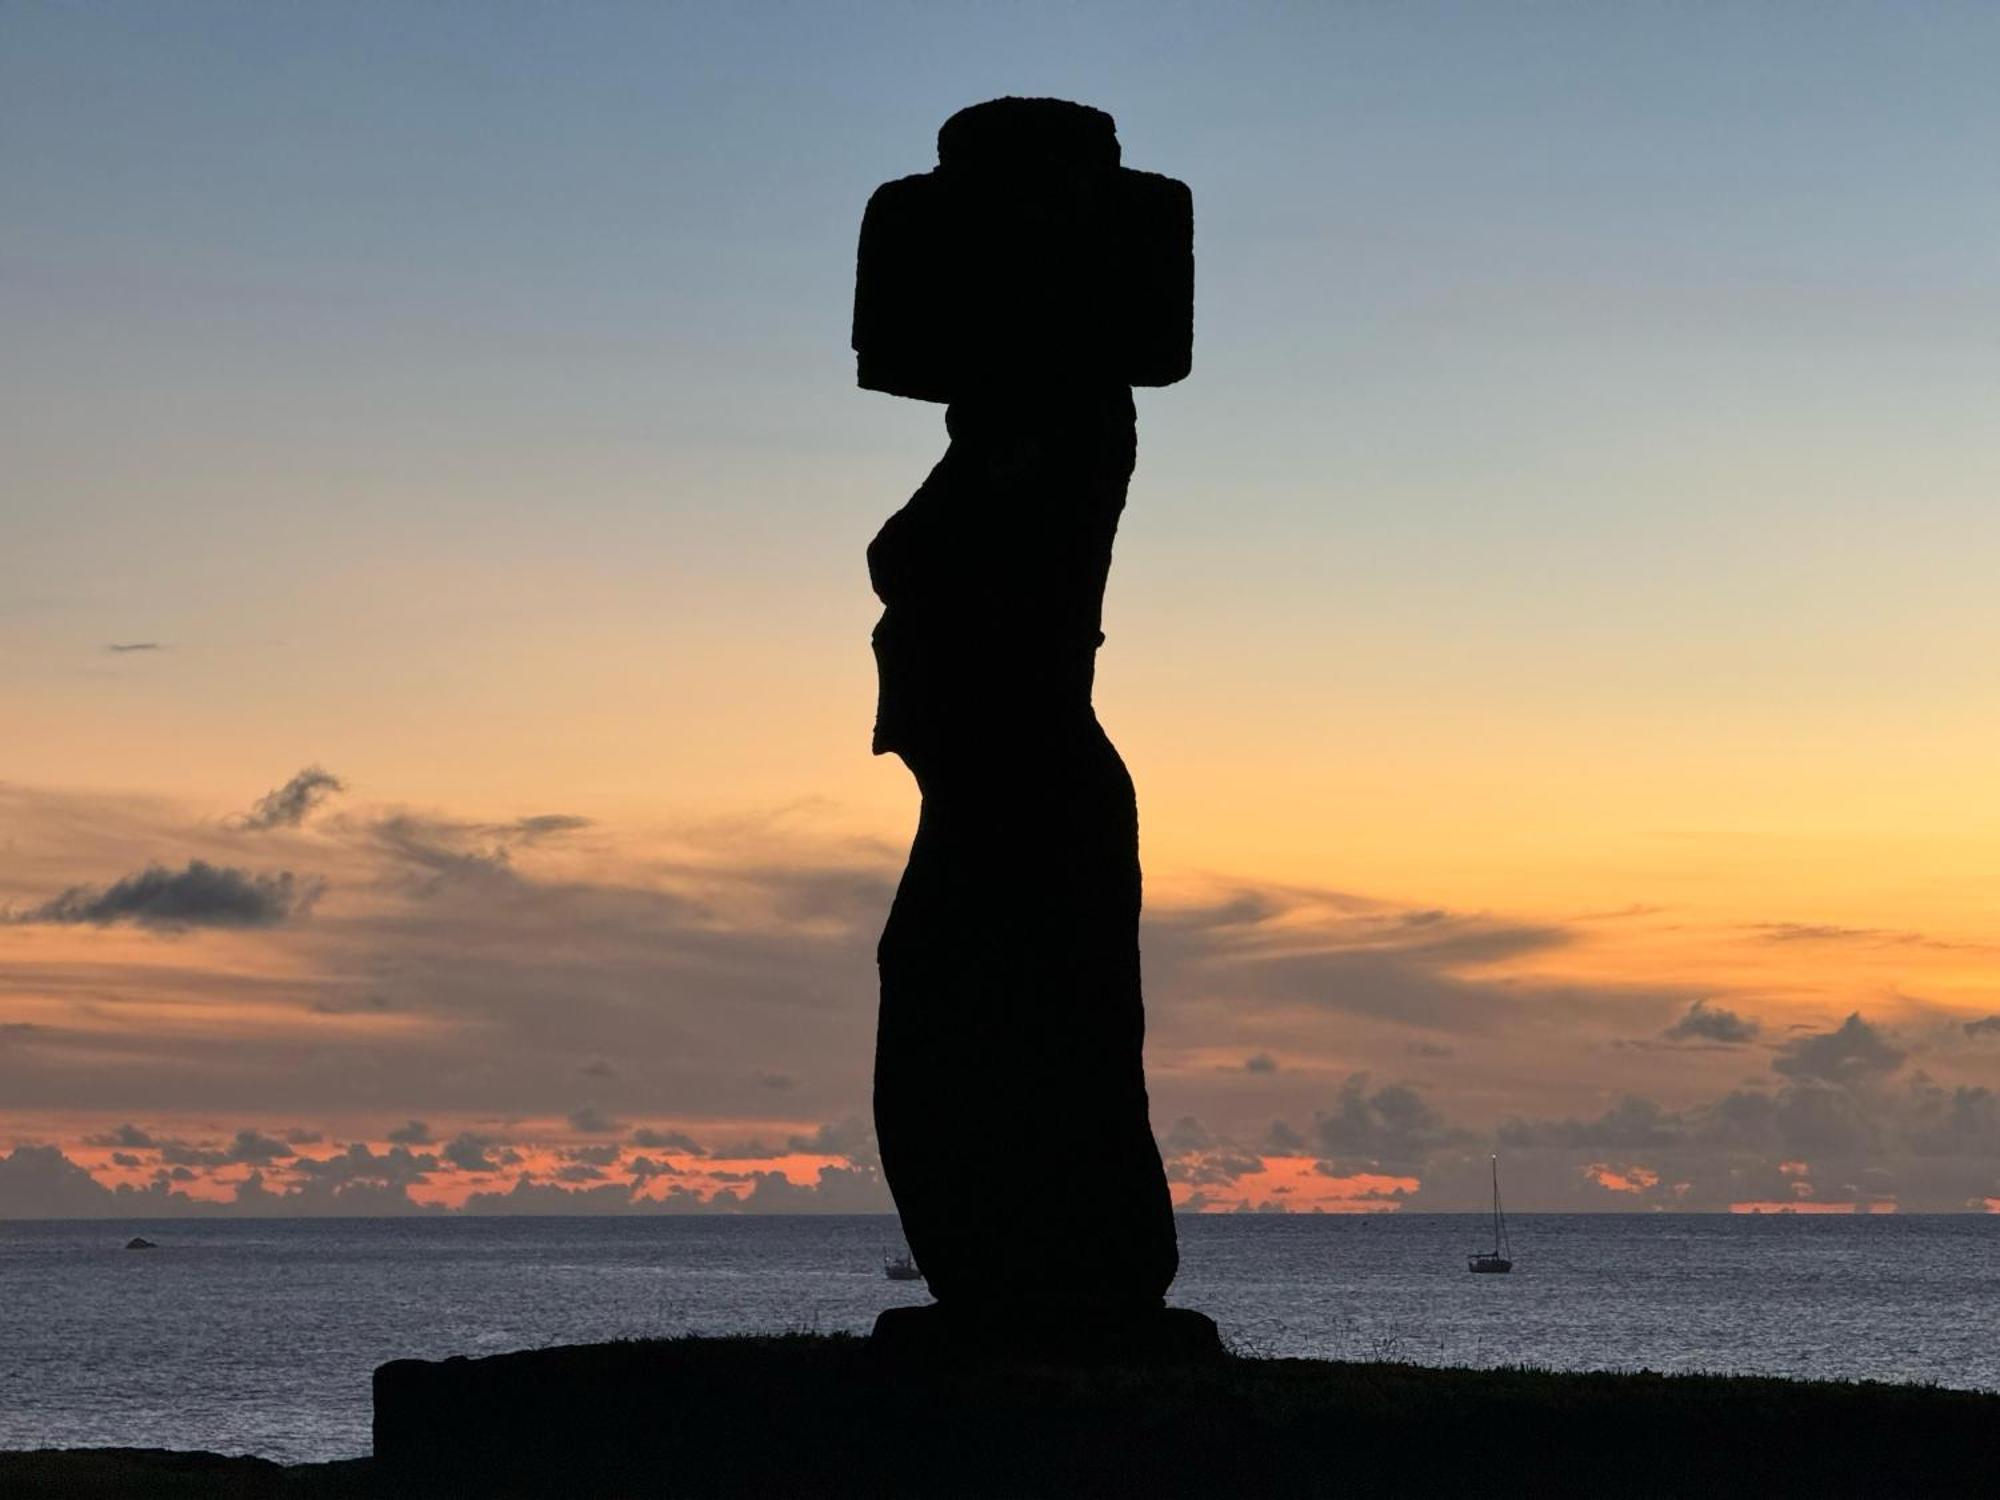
(858, 98), (1215, 1358)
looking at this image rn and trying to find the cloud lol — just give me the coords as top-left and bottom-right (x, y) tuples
(15, 859), (317, 930)
(386, 1120), (435, 1145)
(1243, 1052), (1278, 1074)
(707, 1139), (786, 1161)
(157, 1139), (232, 1167)
(1773, 1013), (1905, 1085)
(150, 1132), (306, 1168)
(1500, 1094), (1687, 1150)
(309, 993), (392, 1016)
(15, 776), (1995, 1218)
(567, 1104), (620, 1134)
(1262, 1120), (1307, 1153)
(1904, 1084), (2000, 1156)
(1664, 1000), (1761, 1045)
(442, 1133), (506, 1172)
(723, 1162), (894, 1213)
(708, 1117), (879, 1167)
(290, 1144), (438, 1199)
(226, 1129), (294, 1165)
(1145, 890), (1290, 941)
(1164, 1144), (1266, 1187)
(83, 1123), (157, 1148)
(1774, 1082), (1877, 1152)
(1701, 1089), (1780, 1149)
(292, 1144), (437, 1180)
(630, 1127), (706, 1155)
(237, 766), (345, 831)
(1416, 1005), (2000, 1211)
(512, 815), (593, 841)
(787, 1116), (877, 1167)
(366, 812), (593, 891)
(1140, 884), (1634, 1047)
(0, 1144), (119, 1216)
(1158, 1116), (1215, 1154)
(105, 642), (162, 653)
(1746, 923), (1957, 949)
(0, 781), (901, 1126)
(1311, 1075), (1467, 1173)
(1963, 1016), (2000, 1038)
(6, 1138), (885, 1219)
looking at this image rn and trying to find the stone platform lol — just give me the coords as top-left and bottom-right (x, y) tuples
(360, 1333), (1998, 1497)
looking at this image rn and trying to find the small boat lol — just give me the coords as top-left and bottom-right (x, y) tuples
(124, 1237), (158, 1251)
(1467, 1155), (1513, 1274)
(883, 1251), (923, 1282)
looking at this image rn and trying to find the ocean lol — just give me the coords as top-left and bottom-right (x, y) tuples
(3, 1213), (1997, 1464)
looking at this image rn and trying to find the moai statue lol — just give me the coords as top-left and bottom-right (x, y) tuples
(858, 98), (1216, 1358)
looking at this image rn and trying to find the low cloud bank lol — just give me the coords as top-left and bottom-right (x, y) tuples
(0, 1114), (896, 1219)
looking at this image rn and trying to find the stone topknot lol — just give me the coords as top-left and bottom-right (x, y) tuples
(937, 97), (1121, 175)
(855, 96), (1190, 400)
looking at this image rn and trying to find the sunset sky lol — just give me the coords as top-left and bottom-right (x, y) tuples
(6, 2), (2000, 1218)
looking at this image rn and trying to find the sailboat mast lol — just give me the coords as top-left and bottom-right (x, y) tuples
(1491, 1154), (1510, 1258)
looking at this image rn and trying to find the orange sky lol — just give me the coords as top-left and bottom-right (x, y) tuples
(5, 768), (2000, 1216)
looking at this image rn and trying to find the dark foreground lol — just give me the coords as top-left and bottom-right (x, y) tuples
(5, 1334), (1995, 1497)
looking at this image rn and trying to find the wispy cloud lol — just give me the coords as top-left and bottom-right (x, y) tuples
(236, 766), (346, 831)
(1745, 922), (1977, 951)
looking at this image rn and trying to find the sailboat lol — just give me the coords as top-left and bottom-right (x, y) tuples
(1467, 1154), (1513, 1273)
(883, 1250), (923, 1281)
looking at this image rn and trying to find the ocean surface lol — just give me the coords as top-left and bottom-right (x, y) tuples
(3, 1213), (1997, 1463)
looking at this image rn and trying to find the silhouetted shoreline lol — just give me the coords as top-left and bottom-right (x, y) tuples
(4, 1334), (1993, 1496)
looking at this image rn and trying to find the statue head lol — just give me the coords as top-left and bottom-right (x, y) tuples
(853, 97), (1193, 402)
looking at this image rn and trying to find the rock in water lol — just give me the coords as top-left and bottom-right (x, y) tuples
(856, 98), (1196, 1331)
(124, 1236), (157, 1250)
